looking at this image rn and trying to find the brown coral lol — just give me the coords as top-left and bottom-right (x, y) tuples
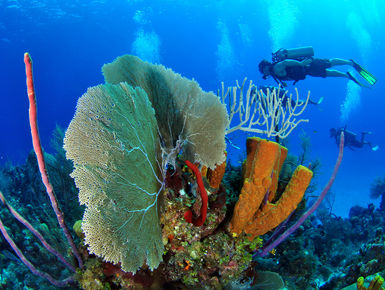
(206, 152), (227, 189)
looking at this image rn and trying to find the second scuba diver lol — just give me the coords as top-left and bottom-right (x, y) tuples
(330, 127), (379, 151)
(258, 46), (376, 87)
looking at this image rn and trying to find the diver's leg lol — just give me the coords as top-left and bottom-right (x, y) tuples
(363, 141), (376, 150)
(329, 58), (353, 66)
(325, 69), (350, 78)
(360, 133), (372, 149)
(353, 140), (364, 148)
(361, 133), (378, 151)
(329, 59), (376, 86)
(327, 69), (366, 87)
(360, 132), (366, 143)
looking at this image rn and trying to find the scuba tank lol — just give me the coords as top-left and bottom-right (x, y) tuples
(272, 46), (314, 62)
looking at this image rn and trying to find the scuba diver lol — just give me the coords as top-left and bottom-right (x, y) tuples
(330, 127), (379, 151)
(258, 46), (376, 87)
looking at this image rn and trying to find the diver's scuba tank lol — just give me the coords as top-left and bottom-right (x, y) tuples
(272, 46), (314, 62)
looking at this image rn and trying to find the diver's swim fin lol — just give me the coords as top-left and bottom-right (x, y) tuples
(351, 59), (377, 85)
(309, 96), (323, 105)
(347, 71), (368, 88)
(372, 145), (379, 152)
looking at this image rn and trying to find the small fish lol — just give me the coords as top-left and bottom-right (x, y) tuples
(225, 136), (240, 150)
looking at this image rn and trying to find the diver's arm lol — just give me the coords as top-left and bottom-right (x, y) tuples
(273, 60), (303, 77)
(280, 59), (304, 67)
(301, 58), (313, 66)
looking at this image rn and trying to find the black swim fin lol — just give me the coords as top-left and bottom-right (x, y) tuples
(347, 71), (367, 88)
(309, 96), (323, 105)
(351, 59), (377, 85)
(372, 145), (379, 151)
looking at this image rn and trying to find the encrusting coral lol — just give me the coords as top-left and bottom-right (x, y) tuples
(229, 137), (313, 239)
(356, 275), (385, 290)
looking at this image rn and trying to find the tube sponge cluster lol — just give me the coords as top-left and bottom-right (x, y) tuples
(229, 137), (313, 239)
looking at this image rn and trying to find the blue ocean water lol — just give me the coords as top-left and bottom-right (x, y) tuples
(0, 1), (385, 287)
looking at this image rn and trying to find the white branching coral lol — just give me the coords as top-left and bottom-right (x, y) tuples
(220, 78), (310, 138)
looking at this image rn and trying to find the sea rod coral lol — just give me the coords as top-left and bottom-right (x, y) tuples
(0, 53), (82, 287)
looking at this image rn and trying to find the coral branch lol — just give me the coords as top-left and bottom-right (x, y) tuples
(0, 217), (75, 287)
(0, 191), (75, 272)
(24, 52), (83, 268)
(255, 132), (345, 257)
(184, 160), (208, 226)
(220, 78), (310, 138)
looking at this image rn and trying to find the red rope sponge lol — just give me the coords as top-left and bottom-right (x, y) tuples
(184, 160), (208, 227)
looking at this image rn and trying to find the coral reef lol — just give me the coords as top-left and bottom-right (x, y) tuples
(0, 138), (81, 289)
(2, 128), (382, 289)
(5, 53), (380, 290)
(64, 134), (314, 288)
(254, 203), (385, 289)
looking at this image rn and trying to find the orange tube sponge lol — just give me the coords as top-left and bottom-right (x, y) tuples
(268, 146), (288, 203)
(244, 165), (313, 238)
(229, 138), (280, 234)
(229, 137), (313, 239)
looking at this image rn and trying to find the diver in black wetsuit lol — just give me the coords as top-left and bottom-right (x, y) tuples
(330, 127), (379, 151)
(258, 47), (376, 87)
